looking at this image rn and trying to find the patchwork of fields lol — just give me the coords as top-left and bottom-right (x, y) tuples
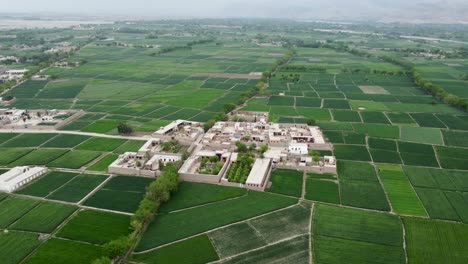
(1, 21), (468, 264)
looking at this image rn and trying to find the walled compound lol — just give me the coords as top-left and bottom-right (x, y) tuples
(0, 108), (83, 129)
(108, 116), (337, 192)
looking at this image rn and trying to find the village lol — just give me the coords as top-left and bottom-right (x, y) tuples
(108, 112), (336, 192)
(0, 111), (336, 193)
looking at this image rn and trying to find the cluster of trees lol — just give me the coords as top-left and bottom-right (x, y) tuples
(198, 156), (223, 175)
(279, 73), (301, 82)
(151, 39), (215, 56)
(161, 139), (182, 153)
(308, 150), (322, 164)
(281, 65), (326, 72)
(0, 59), (16, 65)
(186, 39), (215, 47)
(315, 42), (468, 112)
(1, 95), (14, 101)
(117, 124), (133, 135)
(226, 153), (254, 183)
(262, 49), (296, 81)
(461, 73), (468, 80)
(116, 28), (150, 34)
(152, 45), (192, 56)
(341, 68), (405, 76)
(378, 55), (468, 111)
(0, 79), (17, 94)
(93, 163), (180, 264)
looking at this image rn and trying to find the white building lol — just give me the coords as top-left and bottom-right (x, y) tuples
(245, 158), (272, 191)
(288, 143), (308, 155)
(0, 166), (48, 193)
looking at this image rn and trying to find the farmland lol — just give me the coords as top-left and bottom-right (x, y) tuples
(1, 19), (468, 263)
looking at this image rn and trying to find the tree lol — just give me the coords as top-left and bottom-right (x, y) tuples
(103, 236), (130, 259)
(306, 118), (316, 126)
(236, 142), (248, 153)
(209, 155), (220, 163)
(117, 123), (133, 135)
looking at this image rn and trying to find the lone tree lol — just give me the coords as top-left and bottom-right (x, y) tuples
(117, 123), (133, 135)
(306, 118), (316, 126)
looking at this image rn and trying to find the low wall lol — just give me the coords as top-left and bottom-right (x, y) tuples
(309, 143), (334, 151)
(108, 166), (157, 178)
(179, 153), (231, 184)
(274, 164), (337, 174)
(179, 172), (220, 183)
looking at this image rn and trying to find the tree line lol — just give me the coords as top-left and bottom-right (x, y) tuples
(307, 41), (468, 112)
(203, 48), (296, 132)
(92, 163), (181, 264)
(150, 38), (215, 56)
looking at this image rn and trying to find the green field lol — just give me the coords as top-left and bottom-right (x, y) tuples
(85, 154), (117, 171)
(16, 171), (78, 197)
(11, 202), (77, 233)
(377, 165), (427, 216)
(137, 191), (297, 250)
(0, 231), (41, 264)
(0, 133), (56, 148)
(10, 148), (69, 166)
(82, 175), (151, 213)
(305, 178), (340, 204)
(24, 238), (103, 264)
(42, 134), (91, 148)
(48, 150), (102, 169)
(404, 218), (468, 264)
(56, 210), (131, 244)
(131, 235), (219, 264)
(0, 197), (40, 228)
(159, 182), (247, 213)
(267, 169), (303, 197)
(75, 137), (127, 151)
(47, 174), (109, 202)
(313, 204), (405, 264)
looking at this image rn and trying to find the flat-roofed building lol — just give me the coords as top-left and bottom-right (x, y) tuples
(0, 166), (48, 193)
(245, 158), (272, 191)
(288, 143), (308, 155)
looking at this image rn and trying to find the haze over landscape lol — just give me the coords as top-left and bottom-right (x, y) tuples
(0, 1), (468, 264)
(2, 0), (468, 23)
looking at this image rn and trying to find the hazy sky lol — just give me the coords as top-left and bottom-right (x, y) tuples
(2, 0), (468, 22)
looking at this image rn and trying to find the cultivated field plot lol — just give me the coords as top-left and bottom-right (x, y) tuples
(4, 21), (468, 264)
(305, 178), (340, 204)
(10, 202), (77, 233)
(56, 209), (131, 244)
(403, 166), (468, 222)
(136, 191), (297, 251)
(377, 164), (427, 216)
(82, 175), (152, 213)
(0, 231), (41, 264)
(267, 169), (304, 197)
(23, 238), (103, 264)
(208, 205), (310, 258)
(403, 218), (468, 264)
(159, 181), (247, 213)
(312, 204), (405, 264)
(131, 235), (220, 264)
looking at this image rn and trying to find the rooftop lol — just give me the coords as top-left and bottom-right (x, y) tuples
(246, 158), (271, 186)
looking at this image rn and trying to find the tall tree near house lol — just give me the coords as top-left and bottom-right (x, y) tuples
(117, 123), (133, 135)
